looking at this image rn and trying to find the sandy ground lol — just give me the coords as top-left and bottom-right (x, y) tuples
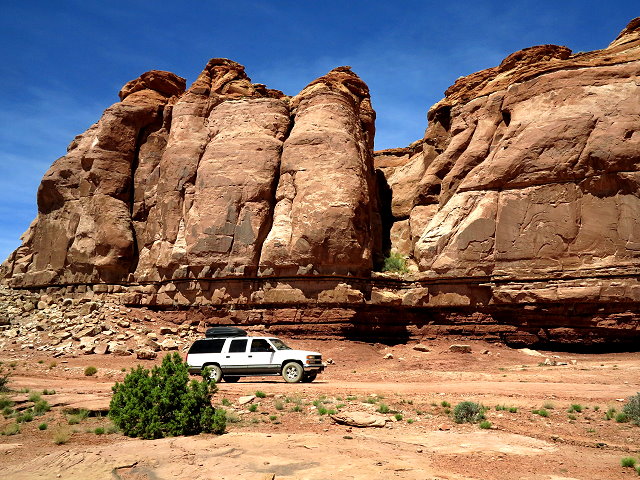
(1, 337), (640, 480)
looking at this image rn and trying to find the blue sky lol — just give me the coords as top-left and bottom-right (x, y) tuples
(0, 1), (637, 261)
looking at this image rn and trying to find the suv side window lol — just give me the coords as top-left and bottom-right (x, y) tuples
(188, 339), (225, 354)
(250, 339), (274, 352)
(228, 339), (248, 353)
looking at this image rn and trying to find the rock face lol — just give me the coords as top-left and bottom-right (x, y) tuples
(3, 19), (640, 347)
(3, 60), (380, 285)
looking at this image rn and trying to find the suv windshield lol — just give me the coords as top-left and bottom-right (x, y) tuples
(270, 338), (292, 350)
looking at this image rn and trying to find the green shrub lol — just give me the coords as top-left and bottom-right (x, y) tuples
(568, 404), (583, 413)
(248, 403), (258, 412)
(2, 423), (20, 436)
(382, 252), (409, 274)
(508, 407), (518, 413)
(42, 389), (56, 395)
(453, 402), (485, 424)
(94, 427), (105, 435)
(0, 365), (10, 392)
(109, 353), (225, 439)
(441, 401), (451, 408)
(0, 394), (13, 410)
(394, 413), (403, 421)
(605, 407), (617, 420)
(33, 399), (50, 416)
(616, 412), (629, 423)
(84, 366), (97, 377)
(479, 420), (492, 429)
(532, 409), (549, 418)
(255, 391), (266, 398)
(37, 422), (48, 430)
(17, 411), (34, 423)
(53, 428), (70, 445)
(621, 457), (637, 468)
(275, 400), (284, 411)
(221, 398), (231, 407)
(377, 403), (390, 414)
(623, 392), (640, 425)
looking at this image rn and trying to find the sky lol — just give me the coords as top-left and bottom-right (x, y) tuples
(0, 1), (638, 261)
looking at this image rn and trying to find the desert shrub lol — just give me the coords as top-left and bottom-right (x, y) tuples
(84, 366), (97, 377)
(94, 427), (105, 435)
(38, 422), (48, 430)
(623, 392), (640, 425)
(0, 365), (10, 392)
(394, 413), (403, 421)
(532, 409), (549, 418)
(453, 401), (485, 424)
(255, 391), (266, 398)
(441, 401), (451, 408)
(275, 400), (284, 411)
(568, 404), (583, 413)
(109, 353), (225, 439)
(479, 420), (492, 429)
(33, 399), (51, 416)
(382, 252), (409, 274)
(53, 428), (70, 445)
(29, 392), (42, 403)
(248, 404), (258, 412)
(221, 398), (231, 407)
(0, 394), (13, 410)
(42, 389), (56, 395)
(621, 457), (637, 468)
(2, 423), (20, 436)
(616, 412), (629, 423)
(17, 411), (34, 423)
(377, 403), (390, 414)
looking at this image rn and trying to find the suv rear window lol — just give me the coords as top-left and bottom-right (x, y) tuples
(229, 339), (248, 353)
(188, 339), (225, 354)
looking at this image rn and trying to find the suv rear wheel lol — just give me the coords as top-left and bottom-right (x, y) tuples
(203, 364), (223, 383)
(282, 362), (303, 383)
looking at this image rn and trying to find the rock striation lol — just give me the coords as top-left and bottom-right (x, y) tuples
(3, 19), (640, 347)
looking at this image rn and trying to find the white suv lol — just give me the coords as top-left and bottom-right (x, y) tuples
(186, 328), (324, 383)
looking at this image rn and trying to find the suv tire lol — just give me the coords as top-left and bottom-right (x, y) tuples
(203, 364), (223, 383)
(282, 362), (303, 383)
(302, 373), (317, 383)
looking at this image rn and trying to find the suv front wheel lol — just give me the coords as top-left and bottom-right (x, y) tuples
(282, 362), (303, 383)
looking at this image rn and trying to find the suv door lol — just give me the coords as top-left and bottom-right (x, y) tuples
(247, 339), (278, 374)
(222, 338), (249, 375)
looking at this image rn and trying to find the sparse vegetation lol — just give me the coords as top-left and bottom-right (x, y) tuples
(568, 404), (583, 413)
(532, 409), (549, 418)
(33, 399), (51, 416)
(382, 251), (409, 274)
(441, 401), (451, 408)
(53, 428), (71, 445)
(2, 423), (20, 436)
(248, 403), (258, 412)
(275, 400), (284, 411)
(621, 457), (637, 468)
(479, 420), (492, 429)
(394, 413), (403, 421)
(453, 401), (485, 424)
(255, 390), (266, 398)
(84, 366), (97, 377)
(109, 353), (225, 439)
(542, 401), (555, 410)
(221, 398), (231, 407)
(94, 427), (105, 435)
(623, 392), (640, 425)
(0, 394), (13, 410)
(377, 403), (390, 414)
(605, 407), (617, 421)
(615, 412), (629, 423)
(0, 364), (10, 392)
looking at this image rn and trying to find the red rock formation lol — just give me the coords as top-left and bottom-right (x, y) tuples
(2, 19), (640, 348)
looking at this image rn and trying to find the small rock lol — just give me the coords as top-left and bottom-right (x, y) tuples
(136, 348), (157, 360)
(449, 344), (472, 354)
(330, 411), (387, 428)
(94, 343), (110, 355)
(238, 395), (255, 405)
(438, 423), (451, 431)
(383, 353), (394, 360)
(412, 344), (430, 352)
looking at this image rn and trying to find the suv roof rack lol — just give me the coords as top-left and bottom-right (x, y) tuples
(205, 326), (247, 338)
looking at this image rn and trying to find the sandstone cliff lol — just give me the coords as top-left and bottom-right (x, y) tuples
(2, 19), (640, 347)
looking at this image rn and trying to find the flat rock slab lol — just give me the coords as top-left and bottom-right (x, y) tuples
(330, 411), (387, 427)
